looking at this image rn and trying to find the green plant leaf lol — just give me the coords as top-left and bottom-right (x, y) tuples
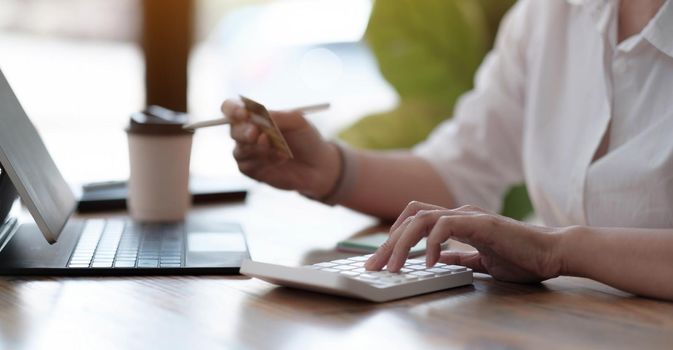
(363, 0), (490, 104)
(339, 0), (532, 219)
(340, 0), (513, 148)
(338, 98), (448, 150)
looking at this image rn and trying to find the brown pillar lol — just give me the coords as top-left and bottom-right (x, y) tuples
(141, 0), (194, 112)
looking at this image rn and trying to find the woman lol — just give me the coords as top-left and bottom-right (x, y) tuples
(224, 0), (673, 300)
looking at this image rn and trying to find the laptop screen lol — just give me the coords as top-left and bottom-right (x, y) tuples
(0, 69), (76, 243)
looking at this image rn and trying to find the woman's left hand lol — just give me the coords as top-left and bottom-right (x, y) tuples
(364, 201), (565, 283)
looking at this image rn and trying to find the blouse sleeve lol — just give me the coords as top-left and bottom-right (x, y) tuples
(413, 0), (530, 212)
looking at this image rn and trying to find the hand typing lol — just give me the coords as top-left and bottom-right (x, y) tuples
(365, 201), (564, 283)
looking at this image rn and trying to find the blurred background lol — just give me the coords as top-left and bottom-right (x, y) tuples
(0, 0), (389, 183)
(0, 0), (529, 218)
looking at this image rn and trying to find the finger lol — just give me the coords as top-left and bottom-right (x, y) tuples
(431, 214), (492, 244)
(233, 144), (269, 161)
(425, 213), (502, 266)
(233, 144), (254, 161)
(268, 110), (309, 132)
(365, 216), (414, 271)
(390, 201), (444, 234)
(425, 215), (461, 267)
(387, 210), (445, 272)
(455, 204), (486, 213)
(438, 251), (487, 273)
(236, 158), (287, 177)
(231, 123), (261, 144)
(234, 143), (289, 165)
(221, 99), (248, 122)
(254, 133), (288, 162)
(236, 160), (264, 178)
(221, 99), (239, 116)
(258, 132), (271, 148)
(222, 100), (251, 123)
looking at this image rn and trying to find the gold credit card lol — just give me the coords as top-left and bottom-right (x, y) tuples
(240, 95), (294, 159)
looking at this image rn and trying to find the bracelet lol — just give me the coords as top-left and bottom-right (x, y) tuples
(306, 141), (359, 205)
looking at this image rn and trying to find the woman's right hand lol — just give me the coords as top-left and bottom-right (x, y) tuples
(222, 99), (341, 198)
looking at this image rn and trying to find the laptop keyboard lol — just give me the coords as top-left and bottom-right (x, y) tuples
(67, 219), (184, 268)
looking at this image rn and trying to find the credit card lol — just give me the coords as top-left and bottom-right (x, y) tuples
(240, 95), (294, 159)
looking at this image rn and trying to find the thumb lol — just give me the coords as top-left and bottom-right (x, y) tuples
(269, 110), (310, 132)
(438, 251), (487, 273)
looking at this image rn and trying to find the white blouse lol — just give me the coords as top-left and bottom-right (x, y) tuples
(414, 0), (673, 228)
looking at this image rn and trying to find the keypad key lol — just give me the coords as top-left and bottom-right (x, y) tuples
(347, 256), (369, 262)
(340, 271), (360, 277)
(366, 271), (394, 277)
(409, 271), (435, 278)
(314, 262), (337, 268)
(405, 259), (425, 265)
(357, 274), (379, 280)
(427, 268), (452, 275)
(447, 265), (467, 272)
(401, 274), (419, 280)
(380, 276), (405, 283)
(332, 259), (352, 265)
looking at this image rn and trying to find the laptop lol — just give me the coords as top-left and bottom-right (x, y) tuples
(0, 69), (250, 275)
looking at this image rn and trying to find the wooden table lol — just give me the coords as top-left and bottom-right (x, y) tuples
(1, 185), (672, 350)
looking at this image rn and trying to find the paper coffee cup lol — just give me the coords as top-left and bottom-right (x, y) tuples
(126, 108), (194, 222)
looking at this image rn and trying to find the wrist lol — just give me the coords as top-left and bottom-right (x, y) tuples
(556, 225), (589, 277)
(300, 141), (342, 199)
(297, 142), (343, 200)
(302, 141), (359, 205)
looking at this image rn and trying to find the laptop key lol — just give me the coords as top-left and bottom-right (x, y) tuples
(66, 219), (189, 270)
(114, 261), (136, 268)
(116, 257), (136, 262)
(68, 263), (91, 268)
(91, 262), (113, 268)
(138, 260), (158, 268)
(160, 259), (181, 264)
(160, 263), (181, 268)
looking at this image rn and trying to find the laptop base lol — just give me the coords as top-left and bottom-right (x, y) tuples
(0, 218), (250, 276)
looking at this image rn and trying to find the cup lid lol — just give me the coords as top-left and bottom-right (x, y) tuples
(126, 106), (194, 136)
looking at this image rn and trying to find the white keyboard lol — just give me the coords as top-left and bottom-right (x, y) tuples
(240, 254), (473, 302)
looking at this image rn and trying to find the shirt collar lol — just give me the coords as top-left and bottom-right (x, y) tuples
(566, 0), (673, 58)
(641, 0), (673, 57)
